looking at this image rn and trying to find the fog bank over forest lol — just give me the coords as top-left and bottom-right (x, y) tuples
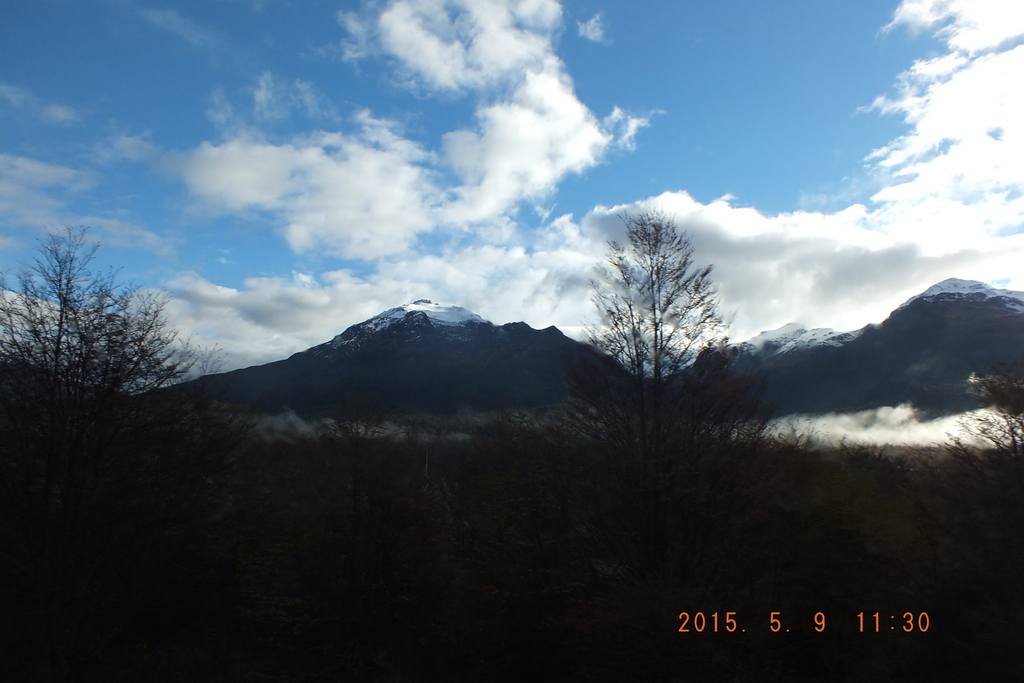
(771, 404), (982, 448)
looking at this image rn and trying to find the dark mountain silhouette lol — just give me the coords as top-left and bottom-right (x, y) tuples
(735, 278), (1024, 417)
(198, 300), (586, 415)
(198, 280), (1024, 418)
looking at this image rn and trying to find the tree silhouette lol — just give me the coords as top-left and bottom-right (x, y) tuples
(578, 211), (725, 454)
(565, 211), (771, 584)
(0, 227), (239, 679)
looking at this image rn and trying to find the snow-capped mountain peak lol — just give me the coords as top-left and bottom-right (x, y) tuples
(740, 322), (862, 357)
(898, 278), (1024, 311)
(373, 299), (488, 328)
(317, 300), (490, 352)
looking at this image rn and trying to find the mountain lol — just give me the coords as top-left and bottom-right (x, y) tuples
(735, 278), (1024, 417)
(199, 300), (586, 416)
(738, 322), (864, 357)
(199, 280), (1024, 419)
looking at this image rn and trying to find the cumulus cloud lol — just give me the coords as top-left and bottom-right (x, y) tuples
(885, 0), (1024, 54)
(175, 112), (439, 259)
(577, 13), (605, 43)
(176, 0), (644, 258)
(440, 59), (612, 222)
(581, 191), (1016, 341)
(352, 0), (637, 220)
(368, 0), (563, 92)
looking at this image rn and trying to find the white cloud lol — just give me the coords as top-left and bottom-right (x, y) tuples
(205, 87), (236, 128)
(251, 71), (338, 122)
(336, 10), (372, 61)
(177, 0), (643, 258)
(580, 191), (1013, 342)
(252, 72), (283, 120)
(174, 112), (439, 259)
(863, 46), (1024, 253)
(610, 0), (1024, 342)
(603, 106), (649, 150)
(163, 269), (415, 368)
(0, 82), (32, 108)
(156, 179), (1016, 372)
(0, 154), (94, 192)
(138, 7), (222, 50)
(343, 0), (638, 210)
(0, 154), (95, 228)
(292, 79), (334, 119)
(79, 215), (176, 256)
(0, 81), (79, 126)
(42, 105), (78, 124)
(885, 0), (1024, 54)
(577, 13), (604, 43)
(94, 132), (160, 163)
(0, 154), (171, 255)
(370, 0), (562, 92)
(440, 58), (612, 222)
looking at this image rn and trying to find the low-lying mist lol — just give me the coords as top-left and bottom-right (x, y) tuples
(771, 403), (989, 448)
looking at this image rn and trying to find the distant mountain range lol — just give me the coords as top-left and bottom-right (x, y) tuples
(734, 278), (1024, 417)
(198, 280), (1024, 418)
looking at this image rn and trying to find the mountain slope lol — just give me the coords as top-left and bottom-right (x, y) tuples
(735, 279), (1024, 416)
(199, 280), (1024, 419)
(201, 300), (585, 415)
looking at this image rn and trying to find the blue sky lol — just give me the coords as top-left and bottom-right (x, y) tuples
(2, 0), (1023, 369)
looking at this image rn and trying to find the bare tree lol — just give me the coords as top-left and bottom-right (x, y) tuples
(951, 367), (1024, 503)
(0, 227), (237, 677)
(0, 229), (201, 514)
(570, 211), (730, 453)
(565, 211), (770, 581)
(588, 210), (725, 382)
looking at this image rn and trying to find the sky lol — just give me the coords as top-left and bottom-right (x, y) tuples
(2, 0), (1024, 371)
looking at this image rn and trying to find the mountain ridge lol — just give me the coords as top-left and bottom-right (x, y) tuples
(197, 279), (1024, 418)
(734, 278), (1024, 416)
(737, 278), (1024, 360)
(200, 300), (581, 416)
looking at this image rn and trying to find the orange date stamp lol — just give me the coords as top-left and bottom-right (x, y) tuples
(677, 611), (930, 633)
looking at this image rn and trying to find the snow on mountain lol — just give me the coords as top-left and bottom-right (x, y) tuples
(364, 300), (487, 330)
(898, 278), (1024, 312)
(740, 322), (863, 357)
(321, 300), (489, 351)
(740, 278), (1024, 359)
